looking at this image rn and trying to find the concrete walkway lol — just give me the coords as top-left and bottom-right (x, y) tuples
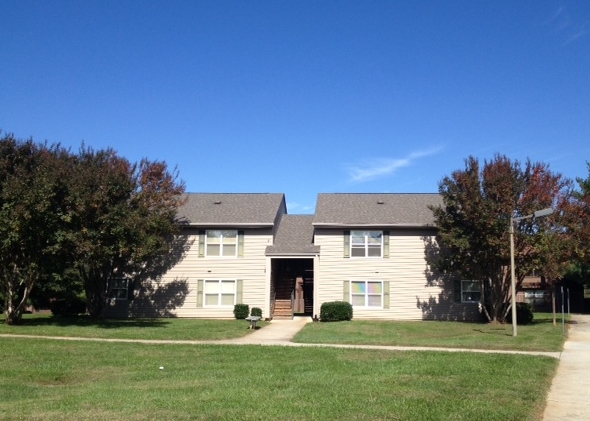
(543, 314), (590, 421)
(216, 317), (561, 358)
(226, 316), (313, 345)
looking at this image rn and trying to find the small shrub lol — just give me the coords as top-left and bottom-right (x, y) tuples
(233, 304), (249, 320)
(50, 296), (86, 317)
(507, 303), (534, 325)
(320, 301), (353, 322)
(251, 307), (262, 318)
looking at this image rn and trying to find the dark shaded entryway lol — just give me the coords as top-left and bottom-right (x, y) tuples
(270, 258), (314, 319)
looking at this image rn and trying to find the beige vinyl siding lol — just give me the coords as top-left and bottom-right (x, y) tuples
(314, 228), (480, 321)
(104, 228), (273, 318)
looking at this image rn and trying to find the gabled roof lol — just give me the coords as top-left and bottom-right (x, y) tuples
(179, 193), (285, 227)
(266, 215), (320, 256)
(313, 193), (442, 228)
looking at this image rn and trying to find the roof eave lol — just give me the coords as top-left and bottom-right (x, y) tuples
(312, 223), (437, 228)
(185, 222), (274, 228)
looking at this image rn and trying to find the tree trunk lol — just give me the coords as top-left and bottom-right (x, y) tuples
(84, 273), (107, 318)
(85, 284), (105, 318)
(3, 277), (35, 325)
(4, 307), (22, 325)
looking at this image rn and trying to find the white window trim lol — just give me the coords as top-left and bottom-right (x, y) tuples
(109, 278), (129, 300)
(350, 280), (384, 309)
(350, 230), (383, 258)
(203, 279), (236, 307)
(461, 280), (481, 303)
(205, 230), (238, 257)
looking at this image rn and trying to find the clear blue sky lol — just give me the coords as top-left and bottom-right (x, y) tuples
(1, 1), (589, 214)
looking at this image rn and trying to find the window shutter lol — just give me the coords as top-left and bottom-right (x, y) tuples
(198, 231), (206, 258)
(236, 279), (243, 303)
(127, 279), (134, 301)
(383, 231), (390, 258)
(238, 231), (244, 257)
(343, 231), (350, 258)
(343, 280), (350, 302)
(383, 281), (390, 309)
(197, 279), (204, 307)
(454, 280), (462, 303)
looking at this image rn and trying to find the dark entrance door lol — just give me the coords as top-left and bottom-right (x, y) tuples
(270, 258), (314, 318)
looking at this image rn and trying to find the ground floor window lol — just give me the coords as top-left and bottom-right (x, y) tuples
(460, 280), (481, 303)
(204, 279), (236, 306)
(109, 278), (129, 300)
(350, 280), (383, 308)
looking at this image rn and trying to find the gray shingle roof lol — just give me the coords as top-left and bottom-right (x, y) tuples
(313, 193), (442, 227)
(266, 215), (320, 255)
(179, 193), (285, 227)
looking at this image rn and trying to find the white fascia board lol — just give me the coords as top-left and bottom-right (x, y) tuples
(312, 223), (435, 228)
(265, 252), (320, 257)
(186, 223), (274, 228)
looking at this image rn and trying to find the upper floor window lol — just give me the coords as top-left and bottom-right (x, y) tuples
(206, 230), (237, 257)
(351, 230), (383, 257)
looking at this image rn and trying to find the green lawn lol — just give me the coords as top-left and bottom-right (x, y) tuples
(0, 337), (556, 421)
(294, 312), (567, 352)
(0, 314), (261, 341)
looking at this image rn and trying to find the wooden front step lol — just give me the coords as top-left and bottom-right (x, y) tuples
(273, 299), (293, 319)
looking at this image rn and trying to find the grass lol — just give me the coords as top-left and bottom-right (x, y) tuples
(0, 313), (263, 341)
(293, 312), (567, 352)
(0, 337), (557, 421)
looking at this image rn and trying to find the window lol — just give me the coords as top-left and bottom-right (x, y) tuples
(351, 230), (382, 257)
(204, 279), (236, 306)
(350, 280), (383, 308)
(524, 290), (547, 306)
(460, 280), (481, 303)
(109, 278), (129, 300)
(206, 230), (237, 257)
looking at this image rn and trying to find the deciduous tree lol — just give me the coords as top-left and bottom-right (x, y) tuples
(429, 155), (571, 323)
(0, 134), (70, 324)
(566, 163), (590, 273)
(65, 148), (186, 317)
(0, 133), (187, 323)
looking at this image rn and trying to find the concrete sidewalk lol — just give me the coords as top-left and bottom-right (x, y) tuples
(219, 316), (561, 358)
(543, 314), (590, 421)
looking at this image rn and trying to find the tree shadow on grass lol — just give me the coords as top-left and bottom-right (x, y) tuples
(16, 315), (171, 329)
(530, 312), (574, 324)
(472, 328), (512, 337)
(530, 318), (558, 325)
